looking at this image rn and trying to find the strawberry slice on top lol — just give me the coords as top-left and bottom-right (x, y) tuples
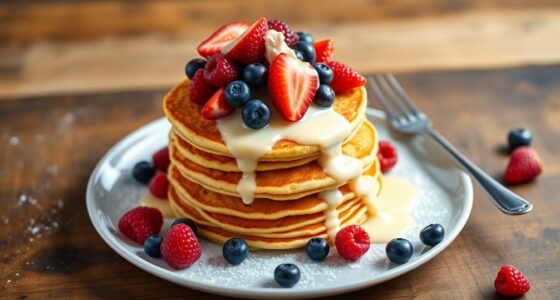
(201, 87), (235, 120)
(222, 17), (269, 64)
(197, 21), (250, 58)
(313, 39), (335, 63)
(268, 53), (319, 122)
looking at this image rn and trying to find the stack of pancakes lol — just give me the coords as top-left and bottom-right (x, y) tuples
(163, 79), (383, 249)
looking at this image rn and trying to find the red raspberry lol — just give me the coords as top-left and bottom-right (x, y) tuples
(188, 69), (216, 105)
(203, 53), (240, 87)
(494, 265), (531, 297)
(149, 171), (169, 199)
(325, 61), (367, 94)
(267, 19), (299, 47)
(504, 147), (543, 185)
(118, 206), (163, 244)
(377, 140), (398, 173)
(152, 147), (170, 172)
(335, 225), (370, 261)
(161, 224), (201, 269)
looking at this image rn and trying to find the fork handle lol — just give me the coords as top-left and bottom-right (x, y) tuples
(427, 129), (533, 215)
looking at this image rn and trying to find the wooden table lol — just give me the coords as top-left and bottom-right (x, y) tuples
(1, 1), (560, 299)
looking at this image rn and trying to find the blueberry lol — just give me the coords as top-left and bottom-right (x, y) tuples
(419, 223), (445, 246)
(292, 42), (316, 63)
(132, 161), (156, 184)
(314, 85), (335, 107)
(313, 63), (333, 84)
(305, 237), (329, 261)
(274, 263), (301, 288)
(144, 235), (163, 258)
(224, 80), (251, 108)
(185, 58), (207, 80)
(242, 63), (268, 89)
(242, 99), (270, 129)
(296, 32), (314, 43)
(385, 238), (413, 264)
(222, 238), (249, 265)
(293, 50), (305, 61)
(171, 218), (198, 234)
(508, 128), (532, 150)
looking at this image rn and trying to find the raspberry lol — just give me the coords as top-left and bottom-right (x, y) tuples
(149, 171), (169, 199)
(377, 140), (398, 173)
(325, 61), (367, 94)
(203, 53), (240, 87)
(161, 224), (201, 269)
(118, 206), (163, 244)
(267, 19), (299, 47)
(504, 147), (543, 184)
(335, 225), (370, 261)
(494, 265), (531, 297)
(152, 147), (170, 172)
(188, 69), (216, 105)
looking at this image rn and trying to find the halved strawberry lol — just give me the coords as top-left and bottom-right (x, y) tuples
(222, 17), (269, 64)
(268, 53), (319, 122)
(200, 87), (235, 120)
(313, 39), (335, 63)
(197, 21), (250, 58)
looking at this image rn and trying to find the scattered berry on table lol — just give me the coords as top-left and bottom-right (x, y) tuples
(377, 140), (398, 173)
(171, 218), (198, 235)
(504, 146), (543, 185)
(149, 172), (169, 199)
(494, 265), (531, 297)
(267, 19), (299, 47)
(188, 69), (217, 105)
(197, 21), (250, 58)
(296, 31), (314, 43)
(152, 147), (170, 172)
(313, 39), (335, 63)
(185, 58), (207, 80)
(223, 17), (269, 64)
(144, 235), (163, 258)
(335, 225), (370, 261)
(313, 63), (334, 85)
(118, 206), (163, 244)
(326, 61), (367, 94)
(242, 63), (268, 89)
(385, 238), (413, 264)
(274, 263), (301, 288)
(508, 128), (532, 150)
(132, 161), (156, 184)
(203, 53), (240, 87)
(222, 238), (249, 265)
(305, 237), (330, 261)
(314, 85), (335, 107)
(201, 87), (235, 120)
(419, 224), (445, 246)
(225, 80), (252, 107)
(161, 224), (201, 269)
(292, 41), (316, 63)
(242, 99), (271, 129)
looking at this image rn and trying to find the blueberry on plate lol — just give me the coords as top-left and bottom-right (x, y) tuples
(132, 161), (156, 184)
(185, 58), (207, 80)
(242, 63), (268, 89)
(293, 50), (305, 61)
(171, 217), (198, 234)
(385, 238), (413, 264)
(419, 223), (445, 246)
(305, 237), (329, 261)
(224, 80), (252, 108)
(292, 42), (316, 63)
(508, 128), (532, 150)
(296, 31), (314, 43)
(274, 263), (301, 288)
(242, 99), (270, 129)
(313, 63), (333, 84)
(314, 85), (335, 107)
(144, 235), (163, 258)
(223, 237), (249, 265)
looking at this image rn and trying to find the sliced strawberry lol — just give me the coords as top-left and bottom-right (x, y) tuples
(197, 21), (250, 58)
(313, 39), (335, 63)
(268, 53), (318, 122)
(326, 61), (367, 94)
(201, 87), (235, 120)
(222, 17), (269, 64)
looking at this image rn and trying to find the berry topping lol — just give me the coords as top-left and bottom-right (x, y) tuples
(267, 19), (299, 47)
(385, 238), (413, 264)
(296, 31), (314, 43)
(494, 265), (531, 297)
(326, 61), (367, 94)
(161, 224), (201, 269)
(314, 85), (335, 108)
(188, 69), (217, 105)
(223, 17), (269, 64)
(197, 21), (250, 58)
(201, 87), (235, 120)
(313, 63), (334, 85)
(152, 147), (170, 172)
(149, 171), (169, 199)
(242, 63), (268, 89)
(313, 39), (335, 63)
(118, 206), (163, 244)
(292, 41), (316, 63)
(305, 237), (329, 261)
(185, 58), (207, 80)
(224, 80), (252, 107)
(274, 264), (301, 288)
(508, 128), (532, 150)
(419, 223), (445, 246)
(203, 53), (240, 87)
(171, 218), (198, 234)
(132, 161), (156, 184)
(377, 140), (398, 173)
(335, 225), (370, 261)
(268, 53), (319, 122)
(504, 146), (543, 184)
(222, 238), (249, 265)
(144, 235), (163, 258)
(242, 99), (270, 129)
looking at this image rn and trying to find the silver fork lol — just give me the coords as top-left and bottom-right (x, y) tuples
(368, 74), (533, 215)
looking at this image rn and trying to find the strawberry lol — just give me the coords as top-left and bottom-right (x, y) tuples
(313, 39), (335, 63)
(268, 53), (318, 122)
(267, 19), (299, 47)
(197, 21), (250, 58)
(203, 53), (240, 87)
(222, 17), (269, 64)
(335, 225), (370, 261)
(152, 147), (170, 172)
(326, 61), (367, 94)
(161, 224), (201, 269)
(377, 140), (398, 173)
(149, 171), (169, 199)
(118, 206), (163, 244)
(201, 87), (235, 120)
(188, 69), (217, 105)
(494, 265), (531, 297)
(504, 147), (543, 184)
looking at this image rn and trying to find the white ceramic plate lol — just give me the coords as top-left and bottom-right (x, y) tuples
(86, 109), (473, 299)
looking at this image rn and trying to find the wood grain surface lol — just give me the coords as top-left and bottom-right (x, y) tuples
(1, 65), (559, 299)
